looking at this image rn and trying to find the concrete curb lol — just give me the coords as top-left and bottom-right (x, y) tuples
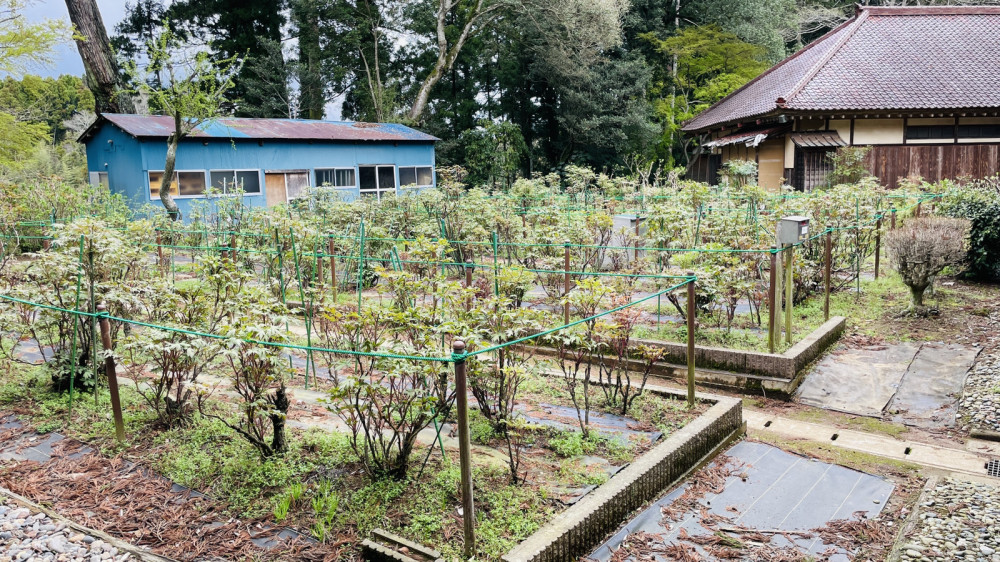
(970, 428), (1000, 443)
(501, 390), (743, 562)
(523, 316), (844, 397)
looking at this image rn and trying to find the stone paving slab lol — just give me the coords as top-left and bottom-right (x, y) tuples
(796, 343), (920, 417)
(589, 441), (894, 562)
(888, 343), (982, 428)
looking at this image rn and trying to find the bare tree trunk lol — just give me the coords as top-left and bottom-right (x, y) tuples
(159, 113), (182, 221)
(64, 0), (136, 114)
(407, 0), (496, 123)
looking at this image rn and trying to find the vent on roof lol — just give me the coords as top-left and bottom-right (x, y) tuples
(987, 459), (1000, 478)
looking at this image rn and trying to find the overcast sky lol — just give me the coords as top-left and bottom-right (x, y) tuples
(21, 0), (129, 78)
(17, 1), (348, 119)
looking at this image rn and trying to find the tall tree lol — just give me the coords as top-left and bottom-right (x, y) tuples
(165, 0), (286, 117)
(64, 0), (136, 113)
(121, 27), (240, 220)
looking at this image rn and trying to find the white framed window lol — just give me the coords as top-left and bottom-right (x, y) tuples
(358, 165), (396, 200)
(398, 166), (434, 188)
(315, 168), (356, 188)
(149, 170), (208, 199)
(209, 169), (262, 195)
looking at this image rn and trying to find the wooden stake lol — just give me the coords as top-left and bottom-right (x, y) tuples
(634, 217), (641, 262)
(767, 247), (778, 353)
(97, 303), (125, 442)
(874, 217), (882, 280)
(915, 201), (922, 218)
(686, 273), (696, 407)
(465, 260), (474, 311)
(823, 232), (832, 321)
(453, 341), (475, 558)
(156, 233), (165, 274)
(891, 209), (897, 230)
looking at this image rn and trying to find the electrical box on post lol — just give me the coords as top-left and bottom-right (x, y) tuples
(777, 216), (810, 246)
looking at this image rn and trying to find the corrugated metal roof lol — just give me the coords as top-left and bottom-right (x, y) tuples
(83, 114), (439, 142)
(683, 5), (1000, 132)
(789, 131), (846, 148)
(704, 126), (788, 148)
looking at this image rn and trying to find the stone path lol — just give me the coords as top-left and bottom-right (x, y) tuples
(0, 497), (135, 562)
(744, 409), (998, 479)
(900, 478), (1000, 562)
(796, 342), (981, 428)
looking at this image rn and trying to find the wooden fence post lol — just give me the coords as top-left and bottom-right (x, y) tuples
(634, 217), (641, 262)
(824, 231), (832, 321)
(767, 247), (778, 353)
(891, 209), (897, 230)
(96, 303), (125, 442)
(915, 201), (922, 218)
(563, 241), (571, 325)
(686, 272), (696, 407)
(328, 238), (338, 302)
(784, 246), (794, 345)
(465, 260), (474, 311)
(453, 341), (475, 559)
(156, 233), (165, 274)
(874, 216), (882, 280)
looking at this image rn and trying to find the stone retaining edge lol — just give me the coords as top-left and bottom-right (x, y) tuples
(501, 390), (743, 562)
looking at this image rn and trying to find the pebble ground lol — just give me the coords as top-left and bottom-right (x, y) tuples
(900, 478), (1000, 562)
(0, 498), (132, 562)
(959, 353), (1000, 432)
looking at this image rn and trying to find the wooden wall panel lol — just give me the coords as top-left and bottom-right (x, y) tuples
(864, 144), (1000, 188)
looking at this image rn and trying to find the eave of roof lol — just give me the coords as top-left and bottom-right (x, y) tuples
(682, 5), (1000, 133)
(79, 114), (440, 143)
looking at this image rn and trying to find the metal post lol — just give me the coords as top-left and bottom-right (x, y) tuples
(563, 241), (571, 325)
(685, 273), (696, 407)
(453, 341), (475, 558)
(874, 216), (882, 280)
(784, 246), (794, 345)
(824, 231), (832, 321)
(465, 260), (474, 311)
(767, 247), (778, 353)
(97, 303), (125, 442)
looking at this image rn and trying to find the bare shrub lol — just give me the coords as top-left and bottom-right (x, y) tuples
(886, 217), (969, 314)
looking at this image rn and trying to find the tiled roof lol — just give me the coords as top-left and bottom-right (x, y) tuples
(81, 114), (439, 142)
(683, 6), (1000, 132)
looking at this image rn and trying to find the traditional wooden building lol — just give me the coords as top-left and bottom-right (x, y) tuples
(683, 5), (1000, 190)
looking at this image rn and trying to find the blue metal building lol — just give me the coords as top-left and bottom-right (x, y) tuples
(79, 114), (438, 216)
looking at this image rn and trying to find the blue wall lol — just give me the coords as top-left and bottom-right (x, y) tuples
(85, 122), (437, 218)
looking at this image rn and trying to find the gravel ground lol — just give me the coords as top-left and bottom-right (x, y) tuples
(0, 498), (133, 562)
(959, 353), (1000, 432)
(900, 478), (1000, 562)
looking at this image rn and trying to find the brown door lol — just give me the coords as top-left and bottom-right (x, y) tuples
(265, 173), (287, 207)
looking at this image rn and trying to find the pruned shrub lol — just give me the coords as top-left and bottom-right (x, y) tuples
(885, 217), (969, 314)
(939, 180), (1000, 281)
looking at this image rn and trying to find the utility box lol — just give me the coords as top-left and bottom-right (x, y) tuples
(610, 214), (647, 265)
(777, 216), (810, 245)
